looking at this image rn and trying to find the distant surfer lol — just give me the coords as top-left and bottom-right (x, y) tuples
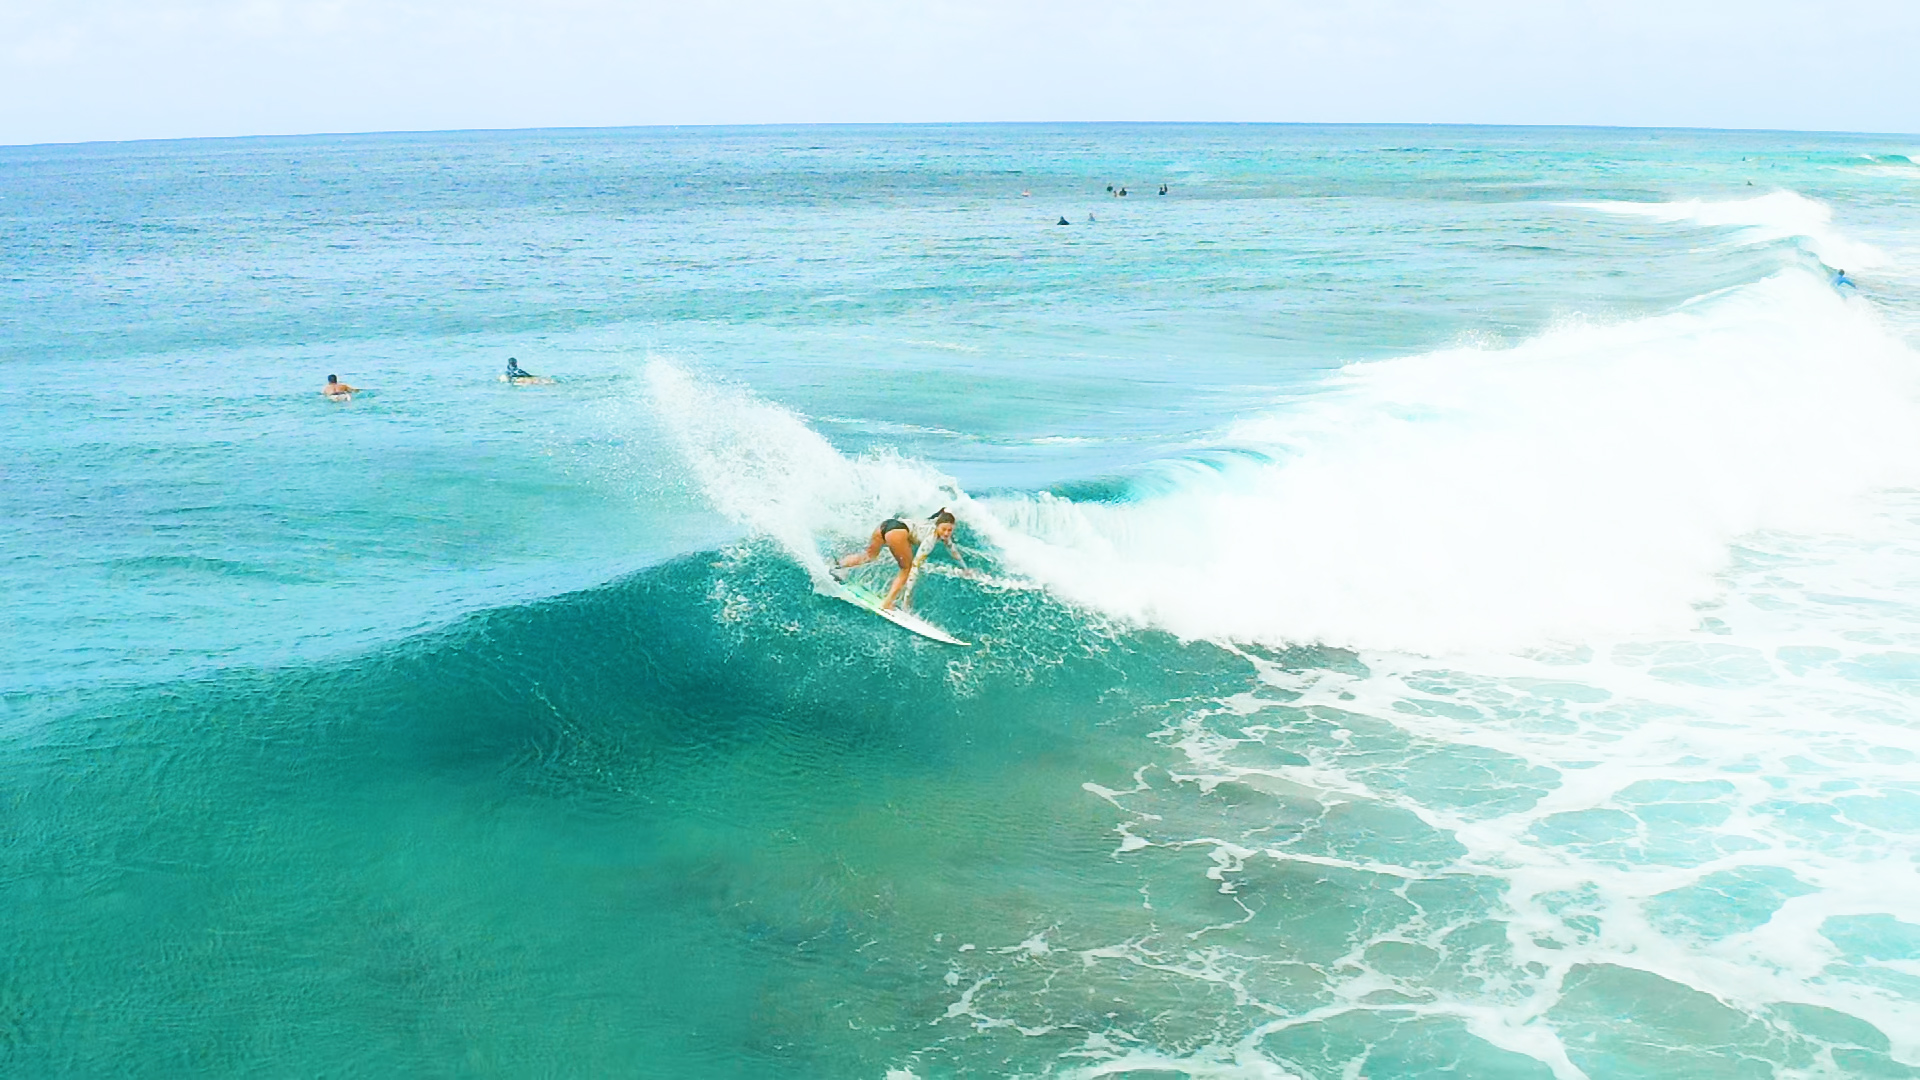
(835, 509), (968, 610)
(503, 357), (552, 384)
(1057, 216), (1071, 226)
(323, 375), (358, 400)
(1835, 269), (1856, 290)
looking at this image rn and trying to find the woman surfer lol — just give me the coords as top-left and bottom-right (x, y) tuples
(836, 509), (968, 610)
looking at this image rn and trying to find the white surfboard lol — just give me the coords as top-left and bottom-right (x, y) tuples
(830, 580), (970, 646)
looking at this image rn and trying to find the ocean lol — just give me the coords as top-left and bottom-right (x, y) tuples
(3, 123), (1918, 1078)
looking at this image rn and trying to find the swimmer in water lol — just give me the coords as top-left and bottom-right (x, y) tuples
(835, 508), (968, 610)
(323, 375), (358, 400)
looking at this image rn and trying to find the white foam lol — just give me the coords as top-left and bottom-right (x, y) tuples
(897, 511), (1920, 1076)
(1574, 190), (1887, 271)
(1107, 499), (1920, 1068)
(979, 269), (1920, 654)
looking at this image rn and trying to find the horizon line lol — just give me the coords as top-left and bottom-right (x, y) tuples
(6, 118), (1917, 152)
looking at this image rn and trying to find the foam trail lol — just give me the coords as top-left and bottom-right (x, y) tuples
(644, 359), (966, 580)
(980, 270), (1920, 653)
(1574, 190), (1887, 270)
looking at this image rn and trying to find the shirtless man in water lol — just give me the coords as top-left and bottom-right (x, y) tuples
(323, 375), (358, 400)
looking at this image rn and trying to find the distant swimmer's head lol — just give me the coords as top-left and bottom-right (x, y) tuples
(327, 374), (339, 384)
(930, 507), (957, 538)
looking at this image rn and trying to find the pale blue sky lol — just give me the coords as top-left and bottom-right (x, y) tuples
(3, 0), (1915, 145)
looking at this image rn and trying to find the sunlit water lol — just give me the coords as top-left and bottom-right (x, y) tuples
(3, 124), (1918, 1078)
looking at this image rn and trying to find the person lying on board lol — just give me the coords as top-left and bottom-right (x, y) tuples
(323, 375), (359, 400)
(835, 508), (968, 609)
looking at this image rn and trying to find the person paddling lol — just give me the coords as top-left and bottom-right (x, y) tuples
(322, 374), (358, 400)
(836, 509), (968, 609)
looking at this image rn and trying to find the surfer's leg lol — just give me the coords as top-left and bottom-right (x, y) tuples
(838, 528), (887, 569)
(882, 566), (912, 609)
(879, 529), (916, 608)
(884, 528), (915, 569)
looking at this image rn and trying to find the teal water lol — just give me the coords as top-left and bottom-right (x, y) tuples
(4, 124), (1920, 1077)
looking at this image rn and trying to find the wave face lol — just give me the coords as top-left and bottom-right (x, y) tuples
(7, 125), (1920, 1079)
(1, 550), (1260, 1078)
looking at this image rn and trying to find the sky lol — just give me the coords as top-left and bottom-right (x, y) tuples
(3, 0), (1916, 145)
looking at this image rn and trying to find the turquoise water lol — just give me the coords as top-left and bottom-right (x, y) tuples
(4, 124), (1920, 1077)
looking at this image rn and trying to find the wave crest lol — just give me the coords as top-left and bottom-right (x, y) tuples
(1574, 190), (1886, 271)
(985, 270), (1920, 653)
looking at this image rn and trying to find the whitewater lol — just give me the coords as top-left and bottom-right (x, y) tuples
(3, 125), (1919, 1078)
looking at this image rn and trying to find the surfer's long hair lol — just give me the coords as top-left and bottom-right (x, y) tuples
(930, 508), (956, 526)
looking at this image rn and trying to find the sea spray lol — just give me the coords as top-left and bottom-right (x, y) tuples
(645, 358), (971, 581)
